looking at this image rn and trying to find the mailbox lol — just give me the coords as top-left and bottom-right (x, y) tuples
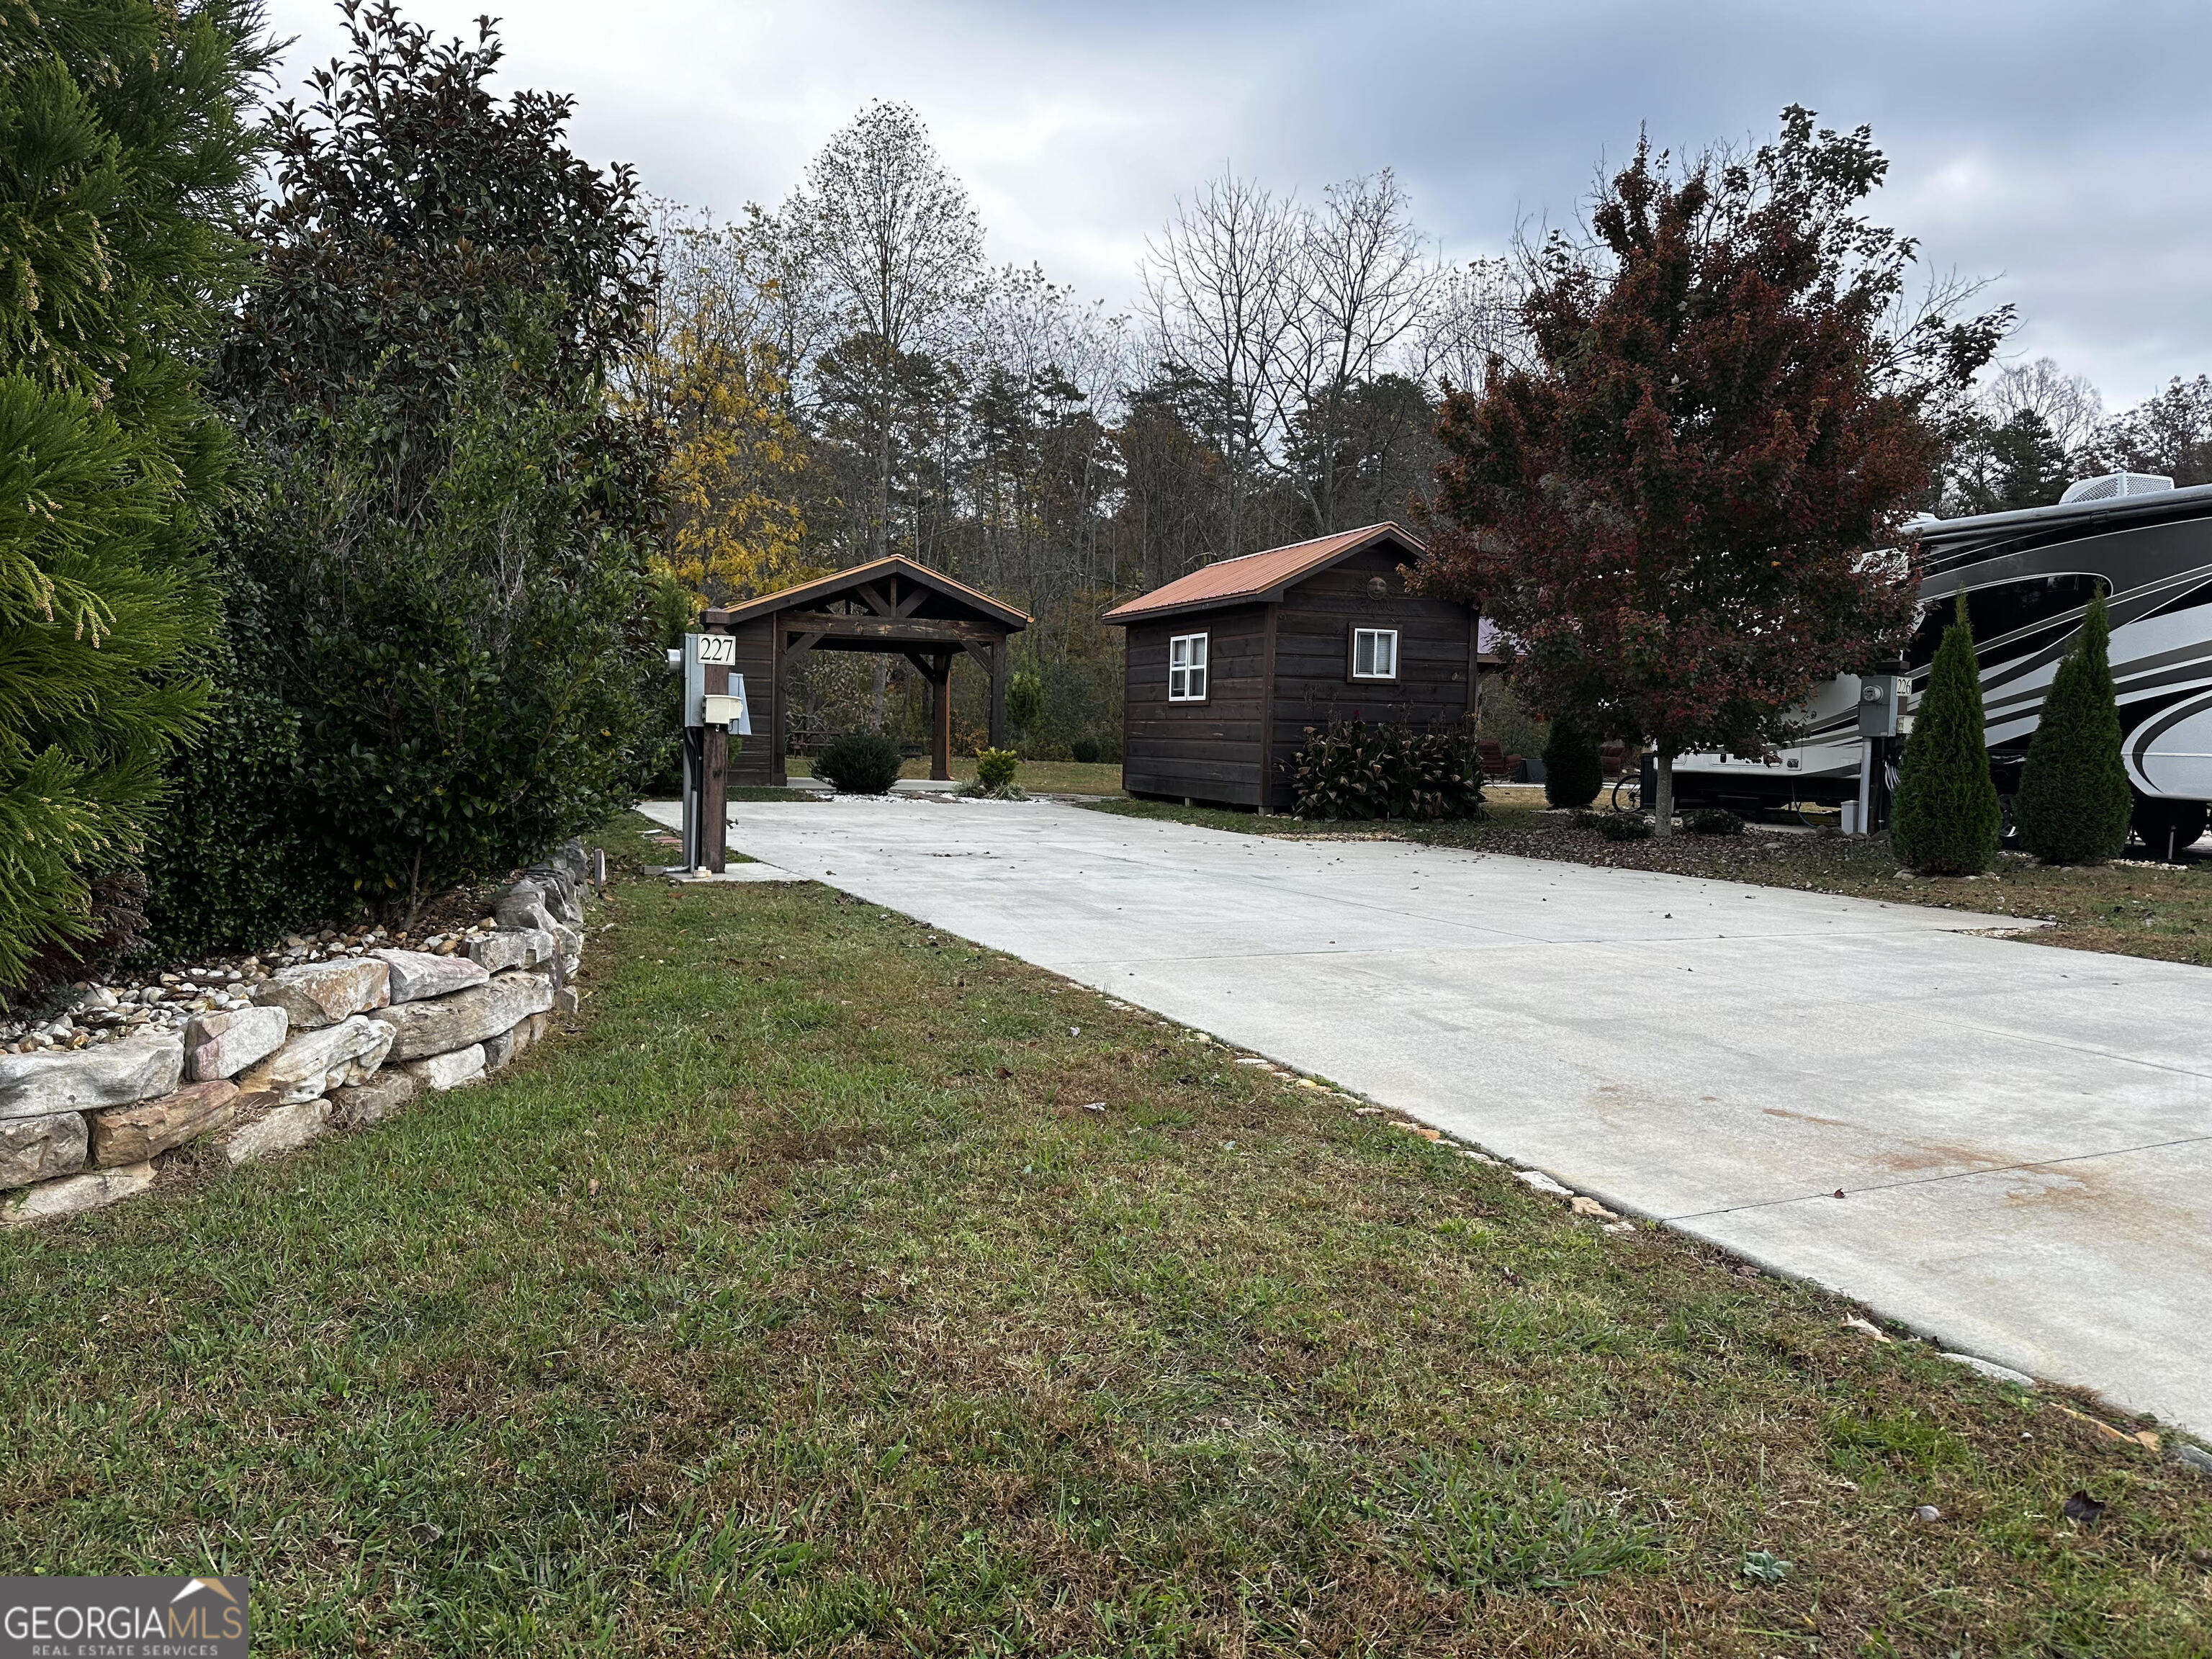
(702, 686), (750, 733)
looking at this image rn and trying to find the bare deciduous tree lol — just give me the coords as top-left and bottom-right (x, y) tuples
(1141, 169), (1305, 557)
(793, 100), (984, 559)
(1984, 355), (2104, 459)
(1277, 170), (1438, 532)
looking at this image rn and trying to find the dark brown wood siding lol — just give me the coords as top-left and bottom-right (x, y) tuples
(1120, 604), (1271, 805)
(725, 617), (778, 786)
(1264, 547), (1474, 809)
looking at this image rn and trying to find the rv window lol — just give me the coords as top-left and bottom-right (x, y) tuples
(1169, 632), (1209, 701)
(1912, 574), (2101, 668)
(1352, 628), (1399, 680)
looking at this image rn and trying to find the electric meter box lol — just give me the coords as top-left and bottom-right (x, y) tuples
(1856, 674), (1902, 738)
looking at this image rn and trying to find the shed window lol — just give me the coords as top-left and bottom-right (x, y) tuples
(1168, 632), (1209, 701)
(1352, 627), (1399, 680)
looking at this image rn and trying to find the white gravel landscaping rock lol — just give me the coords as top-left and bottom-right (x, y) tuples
(225, 1099), (333, 1164)
(369, 971), (552, 1061)
(184, 1004), (290, 1082)
(0, 1112), (89, 1189)
(0, 1033), (182, 1121)
(402, 1044), (486, 1091)
(235, 1015), (395, 1105)
(4, 1161), (154, 1227)
(89, 1079), (241, 1165)
(372, 947), (490, 1004)
(251, 957), (390, 1032)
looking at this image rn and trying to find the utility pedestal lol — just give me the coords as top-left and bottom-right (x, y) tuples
(679, 630), (750, 873)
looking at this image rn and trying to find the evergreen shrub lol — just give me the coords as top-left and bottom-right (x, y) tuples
(1071, 737), (1102, 765)
(1891, 597), (2002, 874)
(1599, 813), (1653, 842)
(1686, 807), (1745, 836)
(816, 730), (902, 794)
(1542, 721), (1604, 808)
(2013, 591), (2131, 864)
(1290, 721), (1483, 822)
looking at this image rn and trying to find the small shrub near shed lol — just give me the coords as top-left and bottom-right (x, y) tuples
(1291, 721), (1484, 822)
(960, 748), (1026, 800)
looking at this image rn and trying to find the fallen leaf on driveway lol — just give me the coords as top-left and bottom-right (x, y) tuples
(1390, 1122), (1442, 1142)
(1569, 1195), (1618, 1220)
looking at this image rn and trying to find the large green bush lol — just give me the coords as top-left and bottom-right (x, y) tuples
(2013, 590), (2131, 865)
(1891, 598), (2001, 875)
(182, 4), (664, 930)
(1542, 720), (1604, 808)
(0, 0), (267, 994)
(815, 730), (903, 794)
(1291, 721), (1484, 822)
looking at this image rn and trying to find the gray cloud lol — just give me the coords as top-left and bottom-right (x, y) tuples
(264, 0), (2211, 405)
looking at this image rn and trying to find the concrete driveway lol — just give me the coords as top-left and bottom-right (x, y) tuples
(642, 796), (2212, 1434)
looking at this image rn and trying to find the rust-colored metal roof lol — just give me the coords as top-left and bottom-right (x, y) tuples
(1102, 522), (1426, 624)
(709, 554), (1031, 630)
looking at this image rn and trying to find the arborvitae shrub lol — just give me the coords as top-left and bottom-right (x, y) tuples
(1891, 598), (2001, 874)
(815, 729), (902, 794)
(1071, 737), (1101, 765)
(2014, 590), (2131, 864)
(1542, 721), (1604, 808)
(1290, 721), (1483, 822)
(968, 747), (1022, 797)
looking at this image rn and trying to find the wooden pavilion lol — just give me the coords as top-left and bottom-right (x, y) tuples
(703, 556), (1031, 787)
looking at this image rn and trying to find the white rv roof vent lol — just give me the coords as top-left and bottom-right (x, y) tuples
(2060, 471), (2175, 504)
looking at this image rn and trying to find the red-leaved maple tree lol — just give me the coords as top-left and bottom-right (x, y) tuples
(1418, 107), (2006, 832)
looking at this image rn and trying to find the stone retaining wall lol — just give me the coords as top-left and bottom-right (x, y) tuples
(0, 842), (597, 1227)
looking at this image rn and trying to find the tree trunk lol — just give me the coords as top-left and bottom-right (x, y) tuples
(871, 657), (887, 729)
(1653, 752), (1675, 839)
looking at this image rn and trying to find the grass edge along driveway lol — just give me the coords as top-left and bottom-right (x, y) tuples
(2, 814), (2207, 1655)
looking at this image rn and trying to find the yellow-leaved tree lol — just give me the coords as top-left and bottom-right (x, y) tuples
(630, 207), (826, 602)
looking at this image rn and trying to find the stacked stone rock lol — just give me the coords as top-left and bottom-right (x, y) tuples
(0, 842), (594, 1226)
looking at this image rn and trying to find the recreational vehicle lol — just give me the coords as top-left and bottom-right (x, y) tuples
(1671, 474), (2212, 850)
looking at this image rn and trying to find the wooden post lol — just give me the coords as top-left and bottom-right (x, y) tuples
(702, 657), (729, 871)
(932, 656), (952, 781)
(988, 637), (1008, 750)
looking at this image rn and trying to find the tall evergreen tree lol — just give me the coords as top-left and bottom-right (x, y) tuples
(1542, 720), (1603, 809)
(2013, 590), (2131, 864)
(1891, 595), (2001, 875)
(0, 0), (269, 993)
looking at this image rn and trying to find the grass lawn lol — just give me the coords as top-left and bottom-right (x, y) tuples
(4, 811), (2207, 1655)
(1084, 796), (2212, 970)
(788, 755), (1124, 795)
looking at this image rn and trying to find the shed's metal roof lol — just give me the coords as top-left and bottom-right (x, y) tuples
(1103, 523), (1427, 624)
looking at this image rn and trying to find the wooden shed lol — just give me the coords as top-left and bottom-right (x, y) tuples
(1103, 523), (1490, 810)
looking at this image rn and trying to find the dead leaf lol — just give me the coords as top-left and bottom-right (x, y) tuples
(1390, 1122), (1442, 1142)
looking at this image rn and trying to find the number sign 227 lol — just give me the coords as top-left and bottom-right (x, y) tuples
(696, 634), (737, 666)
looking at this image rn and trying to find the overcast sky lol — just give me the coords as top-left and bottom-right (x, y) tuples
(261, 0), (2211, 410)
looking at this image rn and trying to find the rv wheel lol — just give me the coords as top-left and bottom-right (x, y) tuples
(2131, 796), (2208, 860)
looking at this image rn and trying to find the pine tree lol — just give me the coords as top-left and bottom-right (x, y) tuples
(2014, 590), (2132, 864)
(1542, 720), (1603, 809)
(0, 0), (268, 994)
(1891, 596), (2001, 875)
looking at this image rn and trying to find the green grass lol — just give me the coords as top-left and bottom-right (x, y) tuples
(788, 755), (1123, 794)
(3, 811), (2207, 1654)
(1082, 795), (2212, 970)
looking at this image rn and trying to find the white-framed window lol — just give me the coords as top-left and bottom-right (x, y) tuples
(1352, 627), (1399, 680)
(1168, 631), (1210, 701)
